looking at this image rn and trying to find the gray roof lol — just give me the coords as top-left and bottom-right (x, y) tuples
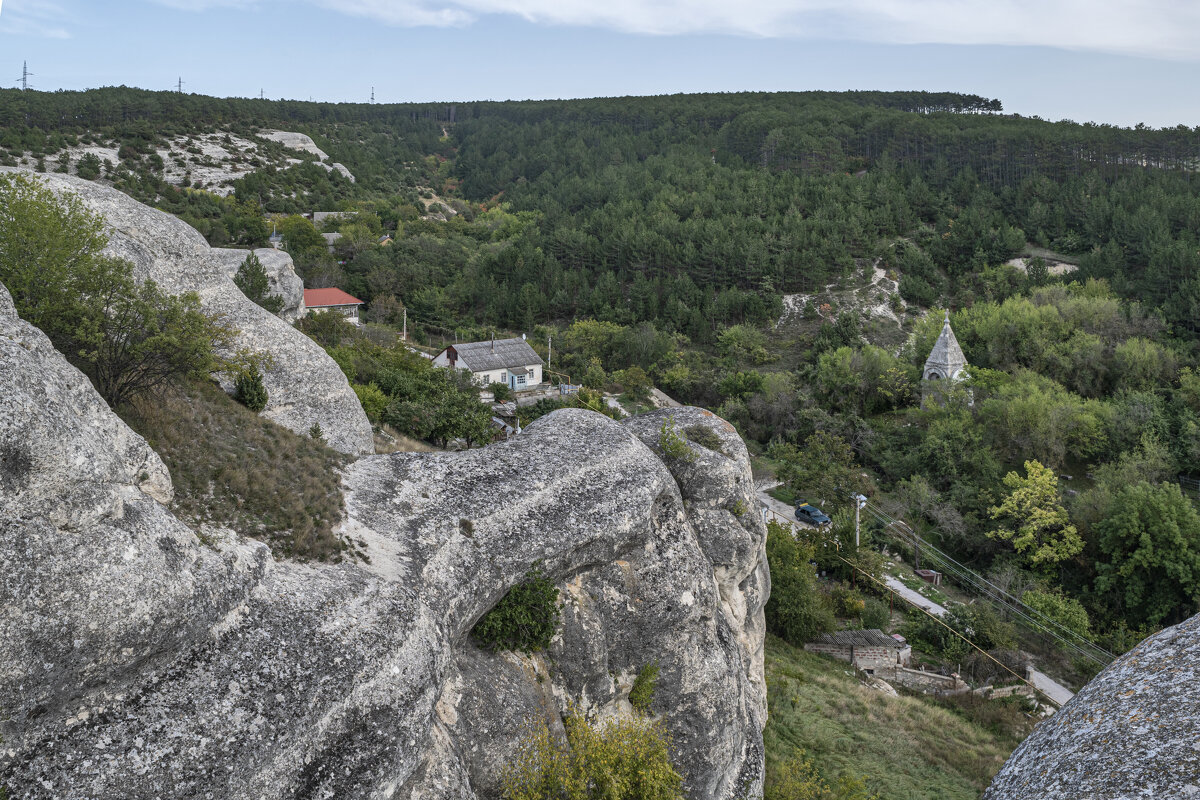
(811, 629), (904, 648)
(451, 338), (544, 373)
(924, 314), (967, 378)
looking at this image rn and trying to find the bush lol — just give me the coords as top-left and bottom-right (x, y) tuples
(0, 173), (236, 408)
(860, 598), (891, 631)
(658, 415), (696, 463)
(489, 382), (513, 402)
(234, 365), (269, 412)
(472, 566), (561, 653)
(501, 707), (683, 800)
(831, 583), (866, 619)
(684, 423), (726, 454)
(629, 662), (659, 714)
(765, 521), (835, 645)
(353, 382), (388, 422)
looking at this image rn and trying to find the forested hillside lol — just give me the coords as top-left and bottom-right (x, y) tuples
(5, 85), (1200, 792)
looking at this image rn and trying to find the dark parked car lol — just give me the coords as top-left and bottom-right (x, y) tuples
(794, 501), (832, 528)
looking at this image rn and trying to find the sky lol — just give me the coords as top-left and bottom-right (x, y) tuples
(2, 0), (1200, 128)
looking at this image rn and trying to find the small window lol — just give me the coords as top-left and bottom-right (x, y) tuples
(500, 371), (506, 382)
(517, 375), (527, 386)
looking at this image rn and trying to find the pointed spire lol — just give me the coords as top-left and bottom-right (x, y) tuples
(924, 310), (967, 381)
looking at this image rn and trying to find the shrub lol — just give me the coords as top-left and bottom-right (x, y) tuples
(831, 583), (866, 618)
(234, 365), (269, 412)
(629, 662), (660, 714)
(353, 382), (388, 422)
(501, 707), (683, 800)
(765, 521), (835, 645)
(309, 422), (324, 441)
(472, 566), (560, 653)
(489, 382), (513, 402)
(0, 173), (236, 408)
(860, 598), (891, 631)
(658, 416), (696, 463)
(684, 423), (726, 454)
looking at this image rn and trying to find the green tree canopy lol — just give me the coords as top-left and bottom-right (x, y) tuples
(1095, 482), (1200, 628)
(987, 460), (1083, 568)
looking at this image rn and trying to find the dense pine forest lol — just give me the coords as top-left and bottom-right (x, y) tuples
(5, 84), (1200, 704)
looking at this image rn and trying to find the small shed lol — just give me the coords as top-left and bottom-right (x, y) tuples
(804, 629), (912, 671)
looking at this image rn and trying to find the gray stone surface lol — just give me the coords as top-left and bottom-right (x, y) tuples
(0, 306), (767, 800)
(0, 168), (371, 455)
(986, 613), (1200, 799)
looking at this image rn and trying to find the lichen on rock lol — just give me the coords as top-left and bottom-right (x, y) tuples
(986, 613), (1200, 799)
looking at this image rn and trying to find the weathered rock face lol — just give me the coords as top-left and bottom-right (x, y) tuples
(0, 291), (767, 799)
(0, 168), (371, 455)
(986, 615), (1200, 799)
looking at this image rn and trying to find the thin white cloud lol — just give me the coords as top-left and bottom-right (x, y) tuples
(143, 0), (1200, 60)
(0, 0), (71, 38)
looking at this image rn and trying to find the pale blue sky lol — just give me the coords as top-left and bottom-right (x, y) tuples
(2, 0), (1199, 127)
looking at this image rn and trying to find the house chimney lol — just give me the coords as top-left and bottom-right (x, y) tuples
(521, 333), (526, 341)
(491, 332), (495, 352)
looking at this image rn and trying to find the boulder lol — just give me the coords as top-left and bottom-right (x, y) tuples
(986, 614), (1200, 799)
(0, 299), (767, 798)
(0, 168), (372, 455)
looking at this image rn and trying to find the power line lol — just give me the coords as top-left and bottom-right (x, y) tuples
(763, 504), (1063, 707)
(853, 496), (1114, 667)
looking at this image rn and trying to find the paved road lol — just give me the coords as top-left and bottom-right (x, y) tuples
(1028, 667), (1075, 707)
(883, 576), (949, 617)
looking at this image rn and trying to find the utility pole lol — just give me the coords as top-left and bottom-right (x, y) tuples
(853, 494), (867, 549)
(402, 307), (407, 341)
(16, 61), (33, 91)
(548, 335), (552, 369)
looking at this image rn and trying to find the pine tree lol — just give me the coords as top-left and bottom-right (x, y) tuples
(234, 252), (284, 314)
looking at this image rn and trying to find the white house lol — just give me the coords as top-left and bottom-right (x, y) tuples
(434, 337), (544, 390)
(303, 287), (364, 325)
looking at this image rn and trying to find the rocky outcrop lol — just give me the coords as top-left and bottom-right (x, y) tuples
(0, 168), (371, 455)
(0, 291), (768, 799)
(986, 615), (1200, 799)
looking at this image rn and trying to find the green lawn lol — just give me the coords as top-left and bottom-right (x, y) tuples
(764, 636), (1023, 800)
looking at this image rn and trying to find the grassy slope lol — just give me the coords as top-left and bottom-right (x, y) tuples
(121, 379), (349, 560)
(765, 636), (1021, 800)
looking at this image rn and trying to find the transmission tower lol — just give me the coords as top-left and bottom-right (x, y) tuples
(370, 86), (375, 104)
(176, 76), (184, 93)
(16, 61), (33, 91)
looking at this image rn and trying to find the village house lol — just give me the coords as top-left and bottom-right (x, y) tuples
(303, 287), (364, 325)
(433, 337), (544, 390)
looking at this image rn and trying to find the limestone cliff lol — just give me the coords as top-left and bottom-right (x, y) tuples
(0, 168), (371, 455)
(986, 613), (1200, 799)
(0, 275), (767, 798)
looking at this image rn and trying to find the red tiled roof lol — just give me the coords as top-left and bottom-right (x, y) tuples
(304, 288), (363, 308)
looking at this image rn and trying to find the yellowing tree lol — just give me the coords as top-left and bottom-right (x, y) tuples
(988, 460), (1082, 568)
